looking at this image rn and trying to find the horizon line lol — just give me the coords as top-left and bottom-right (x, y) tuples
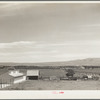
(0, 57), (98, 63)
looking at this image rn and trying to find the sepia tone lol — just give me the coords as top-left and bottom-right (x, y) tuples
(0, 3), (100, 90)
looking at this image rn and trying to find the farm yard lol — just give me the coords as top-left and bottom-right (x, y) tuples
(0, 66), (100, 90)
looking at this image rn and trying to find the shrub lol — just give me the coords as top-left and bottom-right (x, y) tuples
(66, 69), (75, 77)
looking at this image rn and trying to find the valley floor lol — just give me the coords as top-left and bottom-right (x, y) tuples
(3, 80), (100, 90)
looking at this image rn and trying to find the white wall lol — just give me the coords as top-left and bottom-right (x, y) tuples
(14, 76), (26, 84)
(0, 76), (26, 89)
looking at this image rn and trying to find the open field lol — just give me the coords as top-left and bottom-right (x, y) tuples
(3, 80), (100, 90)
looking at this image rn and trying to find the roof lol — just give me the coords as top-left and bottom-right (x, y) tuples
(27, 70), (39, 76)
(39, 69), (66, 77)
(9, 70), (25, 77)
(0, 70), (25, 84)
(9, 73), (24, 77)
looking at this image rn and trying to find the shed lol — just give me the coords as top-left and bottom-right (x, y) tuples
(27, 70), (39, 80)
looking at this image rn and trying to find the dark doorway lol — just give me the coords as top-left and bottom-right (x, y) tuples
(27, 76), (38, 80)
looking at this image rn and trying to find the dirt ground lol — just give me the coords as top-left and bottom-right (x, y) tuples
(3, 80), (100, 90)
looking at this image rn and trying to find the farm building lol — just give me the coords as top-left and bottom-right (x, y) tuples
(27, 70), (40, 80)
(39, 69), (66, 78)
(9, 70), (26, 84)
(0, 69), (26, 89)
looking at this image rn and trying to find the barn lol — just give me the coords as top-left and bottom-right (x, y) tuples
(9, 70), (26, 84)
(27, 70), (40, 80)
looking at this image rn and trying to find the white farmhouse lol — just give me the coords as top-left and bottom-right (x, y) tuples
(9, 70), (26, 84)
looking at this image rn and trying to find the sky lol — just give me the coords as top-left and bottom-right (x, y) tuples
(0, 3), (100, 63)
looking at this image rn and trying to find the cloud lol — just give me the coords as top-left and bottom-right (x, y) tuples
(0, 40), (100, 62)
(0, 41), (36, 48)
(0, 40), (100, 51)
(80, 24), (100, 28)
(0, 3), (48, 18)
(0, 3), (33, 10)
(0, 3), (34, 18)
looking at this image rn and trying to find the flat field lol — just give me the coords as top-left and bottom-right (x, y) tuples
(4, 80), (100, 90)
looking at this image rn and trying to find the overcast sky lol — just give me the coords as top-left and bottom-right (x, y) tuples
(0, 3), (100, 63)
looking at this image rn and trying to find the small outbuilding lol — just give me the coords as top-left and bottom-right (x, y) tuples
(27, 70), (40, 80)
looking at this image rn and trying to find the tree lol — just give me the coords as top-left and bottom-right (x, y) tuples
(66, 69), (75, 77)
(82, 75), (88, 79)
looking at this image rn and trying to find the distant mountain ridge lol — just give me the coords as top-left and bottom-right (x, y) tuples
(0, 58), (100, 67)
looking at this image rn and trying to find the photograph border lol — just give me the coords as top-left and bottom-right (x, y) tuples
(0, 1), (100, 99)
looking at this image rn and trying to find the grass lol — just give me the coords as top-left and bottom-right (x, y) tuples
(3, 80), (100, 90)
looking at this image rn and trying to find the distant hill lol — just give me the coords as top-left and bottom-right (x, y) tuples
(30, 58), (100, 66)
(0, 58), (100, 67)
